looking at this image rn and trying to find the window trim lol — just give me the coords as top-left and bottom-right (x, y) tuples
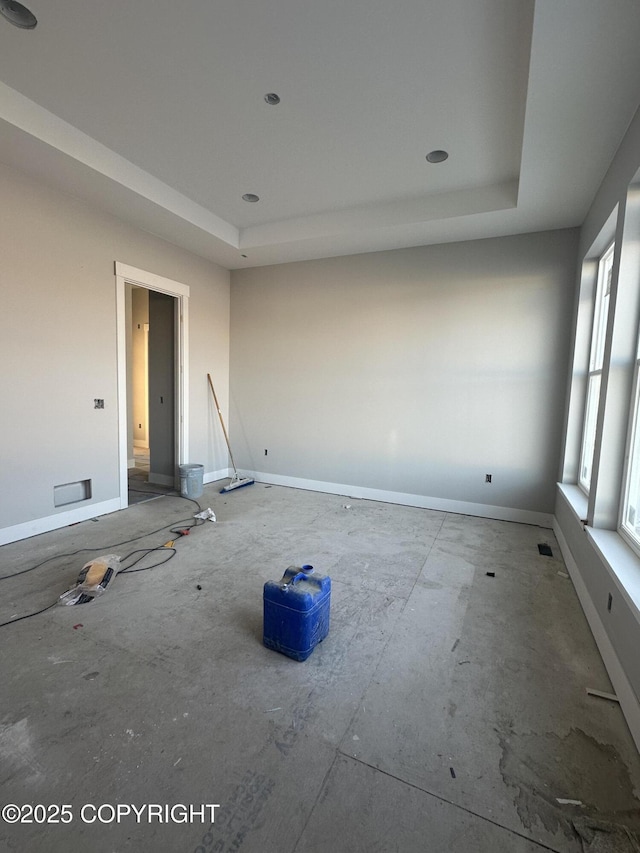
(578, 242), (615, 495)
(619, 343), (640, 557)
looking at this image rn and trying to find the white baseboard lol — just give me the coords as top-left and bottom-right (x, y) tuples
(0, 499), (122, 547)
(246, 471), (553, 527)
(554, 521), (640, 753)
(0, 471), (233, 545)
(203, 468), (232, 485)
(0, 471), (550, 548)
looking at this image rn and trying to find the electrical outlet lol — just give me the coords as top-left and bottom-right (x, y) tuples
(94, 399), (104, 409)
(485, 474), (492, 483)
(265, 449), (268, 456)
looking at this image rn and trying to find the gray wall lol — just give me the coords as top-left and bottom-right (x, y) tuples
(230, 229), (578, 516)
(0, 160), (230, 537)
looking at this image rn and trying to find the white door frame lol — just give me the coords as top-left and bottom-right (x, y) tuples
(115, 261), (190, 508)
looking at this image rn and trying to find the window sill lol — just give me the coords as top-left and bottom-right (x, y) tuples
(557, 482), (640, 620)
(557, 482), (588, 524)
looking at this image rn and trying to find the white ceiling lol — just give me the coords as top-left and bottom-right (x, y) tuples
(0, 0), (639, 269)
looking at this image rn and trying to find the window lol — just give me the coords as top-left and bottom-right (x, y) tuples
(579, 243), (614, 493)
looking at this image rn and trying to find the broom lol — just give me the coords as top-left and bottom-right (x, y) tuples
(207, 373), (255, 493)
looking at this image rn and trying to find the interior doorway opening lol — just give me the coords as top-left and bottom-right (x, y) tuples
(126, 286), (179, 504)
(115, 262), (190, 510)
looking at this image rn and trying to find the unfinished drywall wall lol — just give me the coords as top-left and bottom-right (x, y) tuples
(230, 229), (578, 520)
(0, 160), (230, 542)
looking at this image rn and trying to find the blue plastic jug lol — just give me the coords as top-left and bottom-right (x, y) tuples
(263, 565), (331, 661)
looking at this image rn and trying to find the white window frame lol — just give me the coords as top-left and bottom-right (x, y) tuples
(620, 337), (640, 555)
(578, 243), (614, 493)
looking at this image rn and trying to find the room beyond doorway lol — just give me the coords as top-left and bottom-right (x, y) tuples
(127, 286), (179, 504)
(128, 446), (177, 505)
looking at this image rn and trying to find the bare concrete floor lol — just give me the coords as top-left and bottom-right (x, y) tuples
(1, 483), (639, 853)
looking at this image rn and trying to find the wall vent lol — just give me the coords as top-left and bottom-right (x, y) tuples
(54, 479), (92, 507)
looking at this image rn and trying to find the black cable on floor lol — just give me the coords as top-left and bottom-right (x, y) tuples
(0, 497), (208, 626)
(0, 495), (205, 582)
(0, 601), (59, 629)
(119, 547), (177, 574)
(0, 545), (181, 628)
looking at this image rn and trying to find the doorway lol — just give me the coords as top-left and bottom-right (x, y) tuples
(115, 263), (190, 510)
(127, 287), (178, 503)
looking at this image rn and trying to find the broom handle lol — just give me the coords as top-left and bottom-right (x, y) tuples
(207, 373), (238, 475)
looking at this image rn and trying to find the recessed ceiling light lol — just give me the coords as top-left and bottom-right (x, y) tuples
(242, 193), (260, 203)
(0, 0), (37, 29)
(426, 150), (449, 164)
(264, 93), (281, 106)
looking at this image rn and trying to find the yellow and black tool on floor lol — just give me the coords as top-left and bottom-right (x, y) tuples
(207, 373), (255, 494)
